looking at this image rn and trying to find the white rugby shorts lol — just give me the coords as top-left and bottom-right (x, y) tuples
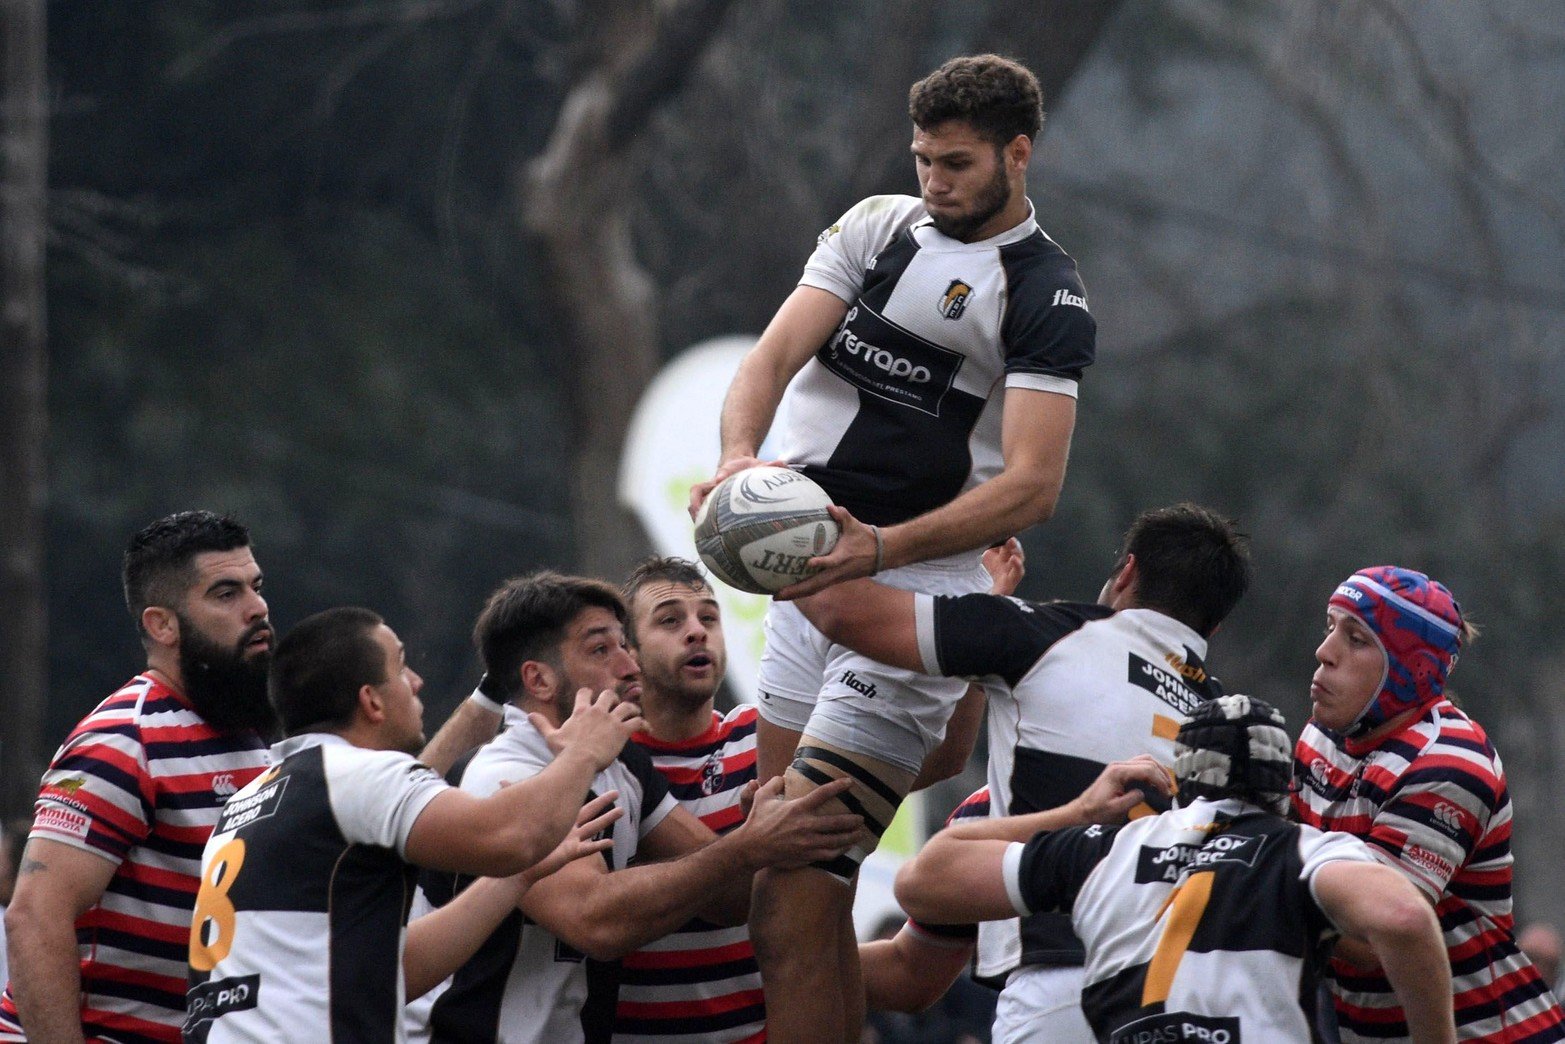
(755, 553), (989, 775)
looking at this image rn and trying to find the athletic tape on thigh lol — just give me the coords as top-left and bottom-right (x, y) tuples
(794, 746), (904, 810)
(791, 745), (907, 882)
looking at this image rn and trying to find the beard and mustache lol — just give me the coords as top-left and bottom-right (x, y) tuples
(927, 159), (1011, 242)
(178, 613), (279, 738)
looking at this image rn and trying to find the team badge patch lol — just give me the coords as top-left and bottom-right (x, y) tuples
(701, 757), (725, 796)
(939, 279), (972, 320)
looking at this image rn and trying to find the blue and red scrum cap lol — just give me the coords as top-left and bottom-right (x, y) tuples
(1328, 566), (1464, 736)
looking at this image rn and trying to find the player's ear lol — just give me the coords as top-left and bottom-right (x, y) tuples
(519, 660), (557, 704)
(143, 605), (179, 649)
(1112, 554), (1139, 598)
(357, 683), (385, 725)
(1005, 133), (1031, 172)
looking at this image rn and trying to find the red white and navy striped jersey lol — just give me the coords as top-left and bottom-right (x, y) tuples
(1293, 699), (1565, 1042)
(0, 674), (269, 1044)
(613, 706), (765, 1044)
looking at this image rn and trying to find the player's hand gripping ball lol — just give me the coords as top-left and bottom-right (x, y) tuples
(693, 466), (841, 595)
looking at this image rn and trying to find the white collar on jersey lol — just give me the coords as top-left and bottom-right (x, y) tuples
(269, 731), (353, 760)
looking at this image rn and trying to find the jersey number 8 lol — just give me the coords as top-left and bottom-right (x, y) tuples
(189, 838), (247, 973)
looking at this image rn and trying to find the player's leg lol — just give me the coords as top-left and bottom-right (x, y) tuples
(751, 740), (914, 1043)
(755, 717), (802, 785)
(754, 601), (829, 784)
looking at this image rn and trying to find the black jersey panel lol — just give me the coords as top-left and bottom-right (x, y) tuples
(222, 749), (340, 912)
(429, 910), (527, 1043)
(998, 234), (1097, 380)
(581, 959), (621, 1044)
(1010, 747), (1136, 965)
(327, 847), (418, 1043)
(1185, 814), (1313, 959)
(617, 740), (671, 812)
(933, 597), (1111, 686)
(1016, 823), (1119, 917)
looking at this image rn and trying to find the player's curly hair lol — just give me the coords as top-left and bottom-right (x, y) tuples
(908, 54), (1044, 147)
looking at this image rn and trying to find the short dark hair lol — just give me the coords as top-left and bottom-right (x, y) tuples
(269, 607), (387, 737)
(473, 572), (627, 701)
(1115, 504), (1252, 637)
(122, 511), (252, 641)
(622, 557), (711, 644)
(908, 54), (1044, 148)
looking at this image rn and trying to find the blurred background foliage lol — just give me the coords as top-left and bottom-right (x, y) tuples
(12, 0), (1565, 916)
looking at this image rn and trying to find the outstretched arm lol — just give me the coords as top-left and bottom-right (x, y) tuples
(418, 685), (503, 777)
(521, 777), (861, 959)
(405, 690), (641, 876)
(896, 757), (1171, 925)
(793, 578), (921, 671)
(403, 793), (622, 998)
(860, 924), (974, 1013)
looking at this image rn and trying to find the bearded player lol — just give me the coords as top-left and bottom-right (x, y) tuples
(688, 54), (1095, 1041)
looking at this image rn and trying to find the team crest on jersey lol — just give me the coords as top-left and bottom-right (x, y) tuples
(701, 757), (725, 796)
(939, 279), (972, 320)
(817, 223), (841, 247)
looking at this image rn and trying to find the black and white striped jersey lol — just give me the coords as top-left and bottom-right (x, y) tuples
(1002, 797), (1377, 1044)
(781, 194), (1095, 527)
(184, 733), (449, 1044)
(912, 596), (1223, 981)
(408, 709), (678, 1044)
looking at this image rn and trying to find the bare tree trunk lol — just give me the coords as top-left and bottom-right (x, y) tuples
(0, 0), (49, 817)
(519, 0), (739, 580)
(522, 0), (1124, 580)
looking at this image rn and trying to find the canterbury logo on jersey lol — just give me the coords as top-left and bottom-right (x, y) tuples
(939, 279), (972, 320)
(819, 303), (963, 417)
(1051, 288), (1088, 310)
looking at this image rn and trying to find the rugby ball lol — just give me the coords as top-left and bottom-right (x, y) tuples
(694, 467), (841, 594)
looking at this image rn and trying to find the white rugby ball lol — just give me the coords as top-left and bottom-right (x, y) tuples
(694, 466), (841, 594)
